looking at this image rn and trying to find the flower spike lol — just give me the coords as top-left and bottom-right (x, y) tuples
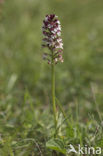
(42, 14), (64, 64)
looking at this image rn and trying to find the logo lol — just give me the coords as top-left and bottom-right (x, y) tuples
(67, 144), (102, 155)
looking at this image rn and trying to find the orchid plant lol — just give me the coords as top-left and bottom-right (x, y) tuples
(42, 14), (64, 137)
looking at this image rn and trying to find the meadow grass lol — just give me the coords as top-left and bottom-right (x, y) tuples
(0, 0), (103, 155)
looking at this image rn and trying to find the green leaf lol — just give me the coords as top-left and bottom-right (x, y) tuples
(46, 138), (66, 154)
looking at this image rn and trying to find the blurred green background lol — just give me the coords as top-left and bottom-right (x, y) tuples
(0, 0), (103, 155)
(0, 0), (103, 115)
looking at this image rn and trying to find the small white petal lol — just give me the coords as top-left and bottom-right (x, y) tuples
(57, 21), (60, 24)
(54, 28), (58, 32)
(51, 35), (56, 39)
(51, 31), (56, 34)
(57, 38), (62, 42)
(48, 24), (52, 28)
(57, 31), (61, 36)
(56, 45), (63, 49)
(54, 58), (58, 63)
(45, 17), (48, 21)
(58, 25), (61, 30)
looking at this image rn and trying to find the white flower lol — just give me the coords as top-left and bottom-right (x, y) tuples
(57, 20), (60, 24)
(57, 38), (62, 42)
(57, 31), (61, 36)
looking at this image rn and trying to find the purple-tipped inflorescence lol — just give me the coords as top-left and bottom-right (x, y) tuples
(42, 14), (63, 64)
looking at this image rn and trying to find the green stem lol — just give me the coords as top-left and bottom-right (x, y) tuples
(51, 53), (57, 137)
